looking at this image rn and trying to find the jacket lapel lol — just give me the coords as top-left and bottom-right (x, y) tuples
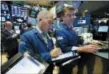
(32, 29), (47, 46)
(37, 33), (47, 45)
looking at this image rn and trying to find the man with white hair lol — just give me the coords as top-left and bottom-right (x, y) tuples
(2, 21), (18, 60)
(19, 11), (62, 74)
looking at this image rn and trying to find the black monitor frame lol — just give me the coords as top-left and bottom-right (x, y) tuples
(1, 52), (49, 74)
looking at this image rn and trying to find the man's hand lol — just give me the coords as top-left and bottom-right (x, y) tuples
(78, 44), (98, 54)
(12, 34), (18, 38)
(50, 48), (62, 58)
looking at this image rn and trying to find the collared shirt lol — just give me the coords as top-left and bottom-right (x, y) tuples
(36, 26), (51, 39)
(36, 26), (43, 34)
(36, 26), (51, 46)
(62, 24), (79, 51)
(62, 23), (74, 31)
(55, 23), (79, 53)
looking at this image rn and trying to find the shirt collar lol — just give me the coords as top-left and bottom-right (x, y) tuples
(62, 23), (73, 30)
(36, 25), (51, 39)
(36, 26), (43, 34)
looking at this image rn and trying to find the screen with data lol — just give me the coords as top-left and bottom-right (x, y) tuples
(6, 56), (45, 74)
(98, 26), (108, 32)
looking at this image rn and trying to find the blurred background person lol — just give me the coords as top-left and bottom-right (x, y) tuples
(19, 23), (27, 35)
(1, 21), (19, 60)
(23, 23), (33, 33)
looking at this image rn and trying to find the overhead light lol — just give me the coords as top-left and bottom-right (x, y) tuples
(84, 9), (88, 13)
(98, 20), (101, 23)
(64, 4), (72, 7)
(24, 5), (31, 8)
(17, 18), (23, 22)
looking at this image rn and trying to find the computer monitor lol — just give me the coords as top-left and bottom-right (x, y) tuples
(1, 3), (9, 11)
(27, 17), (37, 26)
(29, 9), (39, 18)
(2, 52), (48, 74)
(6, 56), (46, 74)
(11, 5), (18, 16)
(73, 16), (90, 27)
(98, 26), (109, 32)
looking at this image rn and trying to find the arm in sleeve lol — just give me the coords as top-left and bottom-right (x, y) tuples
(18, 34), (33, 54)
(19, 34), (52, 62)
(1, 31), (15, 41)
(40, 40), (54, 62)
(55, 30), (72, 53)
(40, 52), (52, 62)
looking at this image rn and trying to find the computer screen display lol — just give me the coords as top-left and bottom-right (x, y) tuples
(28, 17), (37, 26)
(1, 3), (9, 10)
(11, 5), (27, 17)
(98, 26), (108, 32)
(29, 9), (39, 18)
(73, 16), (90, 27)
(11, 5), (17, 16)
(6, 56), (45, 74)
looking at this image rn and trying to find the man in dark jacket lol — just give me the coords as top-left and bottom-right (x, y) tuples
(24, 23), (33, 33)
(2, 21), (19, 60)
(19, 11), (62, 74)
(55, 6), (98, 74)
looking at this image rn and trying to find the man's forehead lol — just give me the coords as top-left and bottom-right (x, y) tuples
(5, 21), (12, 25)
(37, 11), (53, 18)
(37, 11), (47, 19)
(65, 10), (75, 14)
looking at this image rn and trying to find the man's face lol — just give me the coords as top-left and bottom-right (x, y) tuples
(5, 22), (13, 30)
(40, 18), (53, 32)
(63, 10), (75, 25)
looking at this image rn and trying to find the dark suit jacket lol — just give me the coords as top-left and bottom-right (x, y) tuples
(19, 29), (54, 62)
(55, 23), (81, 53)
(1, 29), (18, 49)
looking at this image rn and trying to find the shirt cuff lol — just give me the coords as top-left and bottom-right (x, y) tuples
(71, 46), (79, 51)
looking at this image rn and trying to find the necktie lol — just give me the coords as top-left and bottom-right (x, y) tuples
(42, 32), (48, 45)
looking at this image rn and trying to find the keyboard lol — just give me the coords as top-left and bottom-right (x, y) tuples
(98, 49), (109, 52)
(97, 41), (109, 52)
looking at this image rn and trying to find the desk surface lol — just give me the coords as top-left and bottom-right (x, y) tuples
(95, 52), (109, 59)
(94, 40), (108, 59)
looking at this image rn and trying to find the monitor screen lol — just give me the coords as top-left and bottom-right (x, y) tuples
(1, 3), (9, 10)
(6, 56), (45, 74)
(98, 26), (108, 32)
(73, 16), (91, 27)
(12, 5), (18, 16)
(28, 17), (37, 26)
(12, 5), (27, 17)
(1, 16), (6, 22)
(29, 9), (39, 18)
